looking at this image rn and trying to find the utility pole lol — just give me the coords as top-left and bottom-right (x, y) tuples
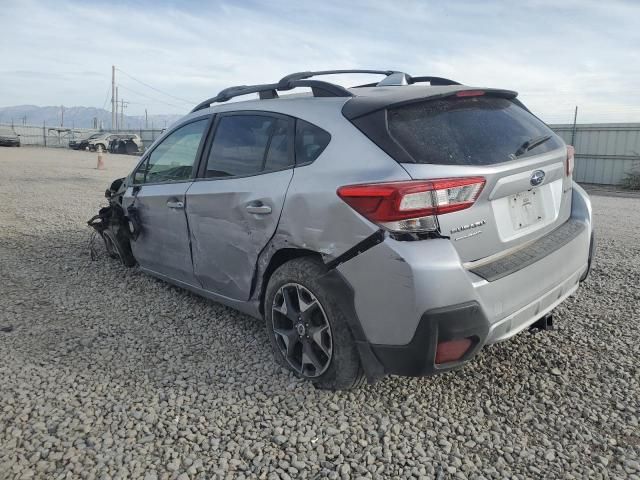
(112, 65), (116, 130)
(145, 109), (148, 129)
(120, 98), (126, 130)
(115, 86), (119, 131)
(60, 105), (64, 127)
(571, 106), (578, 146)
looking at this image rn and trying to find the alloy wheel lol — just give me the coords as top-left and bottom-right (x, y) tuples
(271, 283), (333, 378)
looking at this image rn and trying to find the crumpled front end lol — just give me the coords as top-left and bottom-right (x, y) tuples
(87, 177), (137, 267)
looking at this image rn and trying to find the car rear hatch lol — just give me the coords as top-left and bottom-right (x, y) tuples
(344, 88), (574, 263)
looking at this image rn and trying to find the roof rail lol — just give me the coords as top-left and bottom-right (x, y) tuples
(192, 83), (280, 112)
(353, 75), (461, 88)
(408, 76), (461, 86)
(191, 78), (355, 113)
(277, 69), (399, 87)
(190, 70), (461, 112)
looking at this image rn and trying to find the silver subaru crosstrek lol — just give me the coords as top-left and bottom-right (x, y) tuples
(92, 70), (594, 390)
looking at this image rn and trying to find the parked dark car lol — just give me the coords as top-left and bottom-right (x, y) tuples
(88, 133), (141, 153)
(108, 134), (142, 155)
(69, 133), (102, 150)
(0, 127), (20, 147)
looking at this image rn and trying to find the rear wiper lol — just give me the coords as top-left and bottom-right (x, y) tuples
(514, 135), (552, 157)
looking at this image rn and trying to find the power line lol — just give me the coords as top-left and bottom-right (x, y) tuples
(115, 67), (195, 104)
(101, 84), (111, 110)
(117, 84), (183, 109)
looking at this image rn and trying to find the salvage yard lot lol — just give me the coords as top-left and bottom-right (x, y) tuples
(1, 147), (639, 479)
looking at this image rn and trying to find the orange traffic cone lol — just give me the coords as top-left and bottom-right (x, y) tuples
(96, 145), (105, 170)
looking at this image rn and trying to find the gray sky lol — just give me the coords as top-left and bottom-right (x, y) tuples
(1, 0), (639, 123)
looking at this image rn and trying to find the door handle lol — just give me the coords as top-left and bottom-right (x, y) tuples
(166, 200), (184, 209)
(246, 204), (272, 215)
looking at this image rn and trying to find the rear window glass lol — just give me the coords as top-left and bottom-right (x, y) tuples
(387, 97), (563, 165)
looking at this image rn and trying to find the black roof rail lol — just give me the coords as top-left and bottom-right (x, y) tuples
(191, 83), (280, 112)
(191, 78), (355, 113)
(277, 69), (398, 87)
(287, 80), (352, 97)
(352, 75), (461, 88)
(190, 70), (461, 112)
(407, 76), (461, 86)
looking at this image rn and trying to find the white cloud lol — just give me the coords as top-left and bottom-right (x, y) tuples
(0, 0), (639, 123)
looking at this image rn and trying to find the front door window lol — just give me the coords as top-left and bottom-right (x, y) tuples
(135, 119), (208, 184)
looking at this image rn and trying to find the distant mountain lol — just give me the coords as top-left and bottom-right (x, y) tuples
(0, 105), (183, 130)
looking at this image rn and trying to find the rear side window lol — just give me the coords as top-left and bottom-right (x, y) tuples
(295, 120), (331, 164)
(206, 115), (293, 178)
(387, 97), (563, 165)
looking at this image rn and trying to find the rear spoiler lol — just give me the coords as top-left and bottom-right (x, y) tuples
(344, 88), (522, 165)
(342, 87), (518, 120)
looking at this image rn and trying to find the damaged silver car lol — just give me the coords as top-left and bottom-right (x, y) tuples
(90, 70), (594, 390)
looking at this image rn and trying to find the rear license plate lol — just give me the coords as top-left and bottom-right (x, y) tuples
(509, 188), (544, 230)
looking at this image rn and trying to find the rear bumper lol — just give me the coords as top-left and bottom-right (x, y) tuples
(337, 182), (592, 378)
(370, 302), (489, 377)
(484, 263), (582, 344)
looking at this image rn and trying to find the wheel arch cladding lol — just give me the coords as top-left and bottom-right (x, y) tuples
(257, 247), (324, 316)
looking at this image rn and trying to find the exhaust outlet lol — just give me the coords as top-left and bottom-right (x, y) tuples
(529, 313), (554, 331)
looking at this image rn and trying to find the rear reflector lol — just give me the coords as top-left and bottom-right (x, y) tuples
(337, 177), (485, 233)
(455, 90), (485, 97)
(435, 338), (473, 364)
(566, 145), (575, 176)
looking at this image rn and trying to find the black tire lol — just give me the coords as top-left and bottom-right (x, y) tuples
(102, 227), (136, 267)
(265, 257), (365, 390)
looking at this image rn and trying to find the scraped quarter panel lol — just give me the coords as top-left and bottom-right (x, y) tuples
(276, 114), (412, 260)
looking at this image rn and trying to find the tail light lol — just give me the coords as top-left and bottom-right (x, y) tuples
(455, 90), (485, 97)
(566, 145), (575, 176)
(337, 177), (485, 233)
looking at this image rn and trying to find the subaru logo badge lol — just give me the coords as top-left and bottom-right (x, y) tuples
(530, 170), (545, 186)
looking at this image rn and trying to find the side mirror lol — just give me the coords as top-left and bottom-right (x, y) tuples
(133, 169), (146, 184)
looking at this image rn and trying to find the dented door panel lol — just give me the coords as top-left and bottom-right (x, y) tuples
(186, 169), (294, 301)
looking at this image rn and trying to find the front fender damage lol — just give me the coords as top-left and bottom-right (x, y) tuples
(87, 177), (136, 267)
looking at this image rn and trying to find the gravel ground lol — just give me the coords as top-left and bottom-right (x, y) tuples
(1, 147), (639, 480)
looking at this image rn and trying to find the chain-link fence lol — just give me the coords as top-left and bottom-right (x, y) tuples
(5, 121), (640, 186)
(0, 123), (165, 150)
